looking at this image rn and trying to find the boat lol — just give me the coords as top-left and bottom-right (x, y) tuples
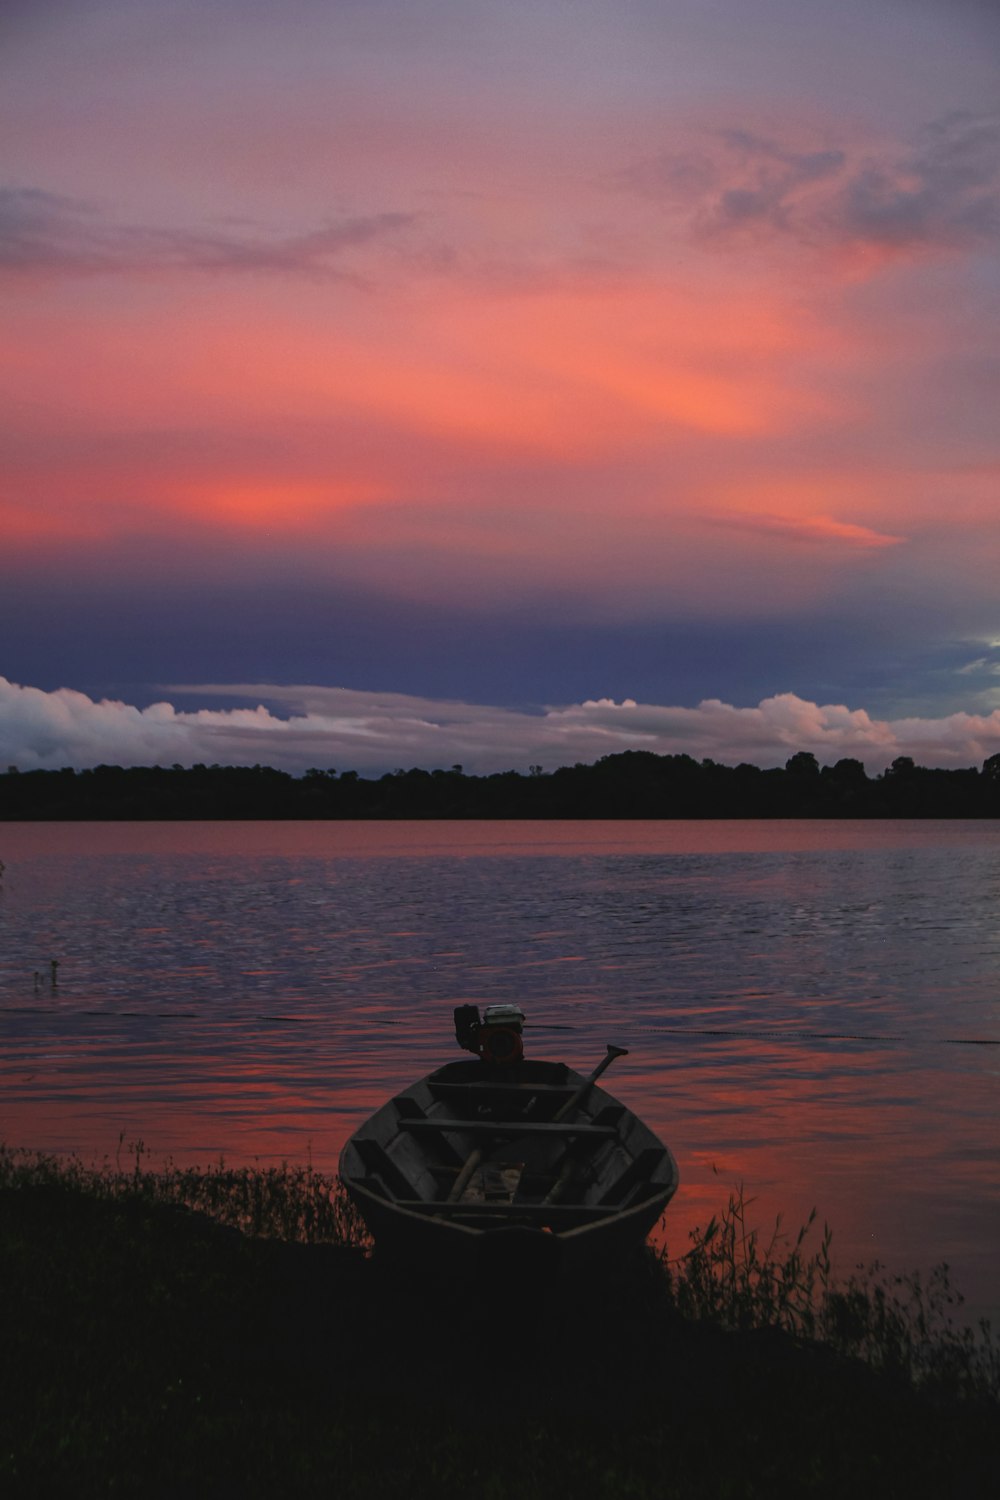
(339, 1004), (679, 1269)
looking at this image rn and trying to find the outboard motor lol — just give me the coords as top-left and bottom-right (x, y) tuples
(453, 1003), (526, 1065)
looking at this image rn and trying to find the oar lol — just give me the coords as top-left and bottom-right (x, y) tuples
(545, 1043), (629, 1203)
(446, 1146), (483, 1203)
(552, 1042), (628, 1122)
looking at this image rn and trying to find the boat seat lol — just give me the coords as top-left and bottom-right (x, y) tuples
(390, 1199), (623, 1219)
(397, 1119), (618, 1138)
(428, 1080), (579, 1096)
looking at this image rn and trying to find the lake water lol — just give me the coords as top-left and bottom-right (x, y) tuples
(1, 820), (998, 1322)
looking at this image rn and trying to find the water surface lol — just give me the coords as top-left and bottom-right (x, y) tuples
(1, 820), (998, 1321)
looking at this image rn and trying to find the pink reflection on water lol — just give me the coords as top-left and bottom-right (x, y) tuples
(4, 1022), (997, 1322)
(3, 818), (999, 1325)
(7, 818), (1000, 860)
(625, 1039), (1000, 1323)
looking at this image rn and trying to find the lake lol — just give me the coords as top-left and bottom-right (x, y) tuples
(1, 820), (998, 1323)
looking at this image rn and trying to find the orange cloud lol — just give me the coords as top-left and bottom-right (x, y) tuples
(0, 498), (103, 543)
(717, 511), (905, 549)
(0, 157), (980, 601)
(172, 479), (388, 532)
(8, 252), (832, 462)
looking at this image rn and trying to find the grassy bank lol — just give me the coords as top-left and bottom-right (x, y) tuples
(1, 1146), (997, 1498)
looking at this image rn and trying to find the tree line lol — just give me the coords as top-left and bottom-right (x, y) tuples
(3, 749), (1000, 819)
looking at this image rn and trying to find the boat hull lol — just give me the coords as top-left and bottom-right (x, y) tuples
(339, 1057), (679, 1269)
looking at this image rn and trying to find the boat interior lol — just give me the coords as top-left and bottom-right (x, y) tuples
(346, 1060), (670, 1227)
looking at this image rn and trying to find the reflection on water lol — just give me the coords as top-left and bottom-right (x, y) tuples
(1, 820), (998, 1320)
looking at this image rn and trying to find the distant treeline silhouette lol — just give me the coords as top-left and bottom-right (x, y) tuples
(4, 750), (1000, 819)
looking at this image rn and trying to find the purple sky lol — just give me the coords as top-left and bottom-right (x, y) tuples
(3, 1), (1000, 774)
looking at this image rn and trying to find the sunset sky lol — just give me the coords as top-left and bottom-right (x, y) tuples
(3, 0), (1000, 774)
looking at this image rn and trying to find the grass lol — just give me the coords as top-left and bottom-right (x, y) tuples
(0, 1134), (370, 1249)
(1, 1144), (998, 1498)
(656, 1188), (1000, 1403)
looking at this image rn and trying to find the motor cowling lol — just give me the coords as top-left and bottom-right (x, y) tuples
(453, 1004), (482, 1053)
(453, 1003), (525, 1064)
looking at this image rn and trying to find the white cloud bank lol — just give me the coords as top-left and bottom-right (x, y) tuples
(4, 676), (1000, 778)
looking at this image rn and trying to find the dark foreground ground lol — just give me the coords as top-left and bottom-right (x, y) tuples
(2, 1185), (997, 1499)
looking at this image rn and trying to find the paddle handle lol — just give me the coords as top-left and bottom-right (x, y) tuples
(543, 1044), (629, 1203)
(552, 1043), (628, 1123)
(446, 1147), (483, 1203)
